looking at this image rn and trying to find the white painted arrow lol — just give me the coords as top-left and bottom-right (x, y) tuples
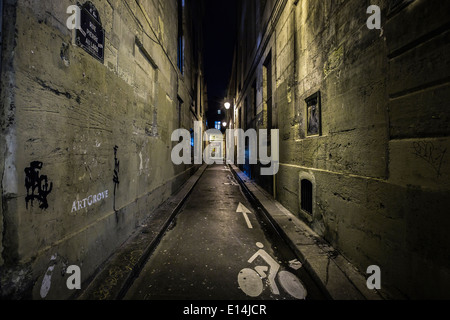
(237, 203), (253, 229)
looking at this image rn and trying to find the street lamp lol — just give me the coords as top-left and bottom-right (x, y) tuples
(224, 102), (231, 110)
(222, 122), (227, 128)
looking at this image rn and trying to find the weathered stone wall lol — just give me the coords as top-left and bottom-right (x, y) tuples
(233, 0), (450, 299)
(0, 0), (205, 299)
(0, 0), (4, 268)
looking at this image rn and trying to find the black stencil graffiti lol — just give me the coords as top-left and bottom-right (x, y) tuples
(25, 161), (53, 210)
(413, 142), (447, 178)
(113, 146), (120, 212)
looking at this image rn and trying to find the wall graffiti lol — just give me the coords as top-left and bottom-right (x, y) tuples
(113, 146), (120, 212)
(71, 190), (109, 214)
(25, 161), (53, 210)
(39, 253), (71, 299)
(412, 142), (447, 178)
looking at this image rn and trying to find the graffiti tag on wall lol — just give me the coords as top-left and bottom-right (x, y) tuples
(412, 142), (447, 178)
(25, 161), (53, 210)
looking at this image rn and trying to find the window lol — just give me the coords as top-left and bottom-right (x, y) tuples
(190, 129), (195, 147)
(135, 38), (158, 137)
(306, 92), (321, 137)
(244, 97), (249, 130)
(215, 121), (221, 130)
(260, 0), (268, 20)
(177, 0), (185, 74)
(263, 53), (272, 132)
(177, 97), (183, 129)
(238, 107), (242, 129)
(218, 110), (222, 115)
(252, 81), (257, 119)
(301, 180), (313, 215)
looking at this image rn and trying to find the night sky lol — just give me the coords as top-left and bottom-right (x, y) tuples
(203, 0), (238, 127)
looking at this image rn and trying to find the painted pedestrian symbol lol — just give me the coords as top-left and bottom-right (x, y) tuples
(238, 243), (307, 300)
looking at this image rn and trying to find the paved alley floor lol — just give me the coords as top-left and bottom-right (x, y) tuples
(124, 165), (327, 300)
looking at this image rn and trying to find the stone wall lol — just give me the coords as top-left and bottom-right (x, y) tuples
(231, 0), (450, 299)
(0, 0), (205, 299)
(0, 0), (4, 268)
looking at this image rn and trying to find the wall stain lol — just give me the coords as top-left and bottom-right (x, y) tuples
(36, 78), (72, 99)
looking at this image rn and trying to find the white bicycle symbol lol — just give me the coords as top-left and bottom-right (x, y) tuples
(238, 242), (307, 300)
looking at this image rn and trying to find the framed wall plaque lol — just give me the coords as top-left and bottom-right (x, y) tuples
(306, 91), (322, 137)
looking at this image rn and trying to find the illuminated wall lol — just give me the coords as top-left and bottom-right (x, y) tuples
(230, 0), (450, 299)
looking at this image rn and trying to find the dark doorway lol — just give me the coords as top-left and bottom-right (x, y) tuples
(301, 180), (313, 216)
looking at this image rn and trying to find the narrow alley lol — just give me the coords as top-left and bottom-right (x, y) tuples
(123, 165), (326, 300)
(1, 0), (450, 311)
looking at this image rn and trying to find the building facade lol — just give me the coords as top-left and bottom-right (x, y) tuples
(0, 0), (207, 299)
(228, 0), (450, 299)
